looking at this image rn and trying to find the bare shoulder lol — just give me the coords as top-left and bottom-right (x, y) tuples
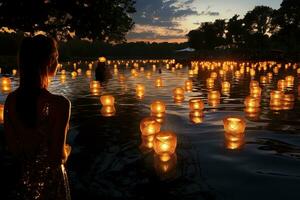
(48, 94), (71, 114)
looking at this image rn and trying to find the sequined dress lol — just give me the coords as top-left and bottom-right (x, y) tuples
(6, 99), (71, 200)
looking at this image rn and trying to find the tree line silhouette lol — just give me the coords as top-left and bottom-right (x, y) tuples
(187, 0), (300, 61)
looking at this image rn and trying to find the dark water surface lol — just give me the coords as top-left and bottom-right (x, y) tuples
(1, 61), (300, 200)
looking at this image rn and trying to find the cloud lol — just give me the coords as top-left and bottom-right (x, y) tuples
(198, 11), (220, 16)
(132, 0), (199, 27)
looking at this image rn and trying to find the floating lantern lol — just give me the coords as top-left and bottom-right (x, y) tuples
(173, 87), (184, 102)
(260, 76), (267, 84)
(210, 72), (218, 79)
(249, 80), (259, 88)
(131, 69), (138, 77)
(153, 131), (177, 161)
(297, 68), (300, 74)
(100, 105), (116, 117)
(100, 95), (115, 106)
(12, 69), (17, 76)
(99, 56), (106, 63)
(277, 79), (286, 91)
(136, 84), (145, 99)
(71, 71), (77, 78)
(244, 96), (260, 108)
(88, 63), (93, 70)
(140, 117), (161, 137)
(150, 100), (166, 114)
(221, 81), (230, 92)
(155, 78), (163, 87)
(118, 74), (126, 82)
(223, 116), (246, 142)
(208, 90), (220, 101)
(60, 75), (67, 84)
(86, 70), (92, 77)
(250, 86), (261, 98)
(250, 68), (256, 77)
(206, 78), (215, 89)
(152, 65), (156, 71)
(234, 70), (241, 78)
(273, 67), (279, 74)
(270, 90), (284, 100)
(90, 81), (101, 90)
(184, 80), (193, 92)
(77, 68), (82, 74)
(189, 98), (204, 111)
(1, 77), (11, 93)
(285, 76), (294, 87)
(0, 104), (4, 124)
(146, 72), (152, 79)
(61, 69), (66, 75)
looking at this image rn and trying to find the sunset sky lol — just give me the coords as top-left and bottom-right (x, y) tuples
(126, 0), (282, 43)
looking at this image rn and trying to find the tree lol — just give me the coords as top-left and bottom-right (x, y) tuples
(187, 20), (226, 50)
(226, 15), (245, 47)
(0, 0), (136, 42)
(271, 0), (300, 51)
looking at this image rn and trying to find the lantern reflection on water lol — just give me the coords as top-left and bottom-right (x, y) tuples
(136, 84), (145, 99)
(1, 77), (11, 93)
(100, 105), (116, 117)
(154, 153), (177, 179)
(153, 131), (177, 162)
(0, 104), (4, 124)
(244, 96), (260, 108)
(60, 75), (67, 84)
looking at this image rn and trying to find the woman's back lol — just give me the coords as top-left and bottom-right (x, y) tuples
(5, 89), (71, 200)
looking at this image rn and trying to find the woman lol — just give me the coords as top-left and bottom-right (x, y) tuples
(4, 35), (71, 200)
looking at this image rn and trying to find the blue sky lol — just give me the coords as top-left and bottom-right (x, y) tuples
(126, 0), (282, 43)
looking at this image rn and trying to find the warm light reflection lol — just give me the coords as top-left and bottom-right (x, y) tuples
(184, 80), (193, 92)
(0, 104), (4, 124)
(140, 117), (161, 137)
(100, 105), (116, 117)
(189, 98), (204, 111)
(153, 131), (177, 161)
(154, 153), (177, 179)
(155, 78), (163, 87)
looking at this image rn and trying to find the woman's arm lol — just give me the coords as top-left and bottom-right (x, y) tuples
(49, 96), (71, 165)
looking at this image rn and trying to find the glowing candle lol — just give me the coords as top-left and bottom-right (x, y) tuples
(140, 117), (161, 137)
(221, 81), (230, 92)
(155, 78), (163, 87)
(270, 90), (284, 100)
(260, 76), (267, 84)
(250, 86), (261, 98)
(150, 100), (166, 114)
(86, 70), (92, 77)
(90, 81), (101, 89)
(223, 116), (246, 142)
(277, 79), (286, 91)
(208, 90), (220, 101)
(153, 131), (177, 161)
(244, 96), (260, 108)
(206, 78), (215, 89)
(249, 80), (259, 88)
(100, 95), (115, 106)
(189, 98), (204, 111)
(185, 80), (193, 91)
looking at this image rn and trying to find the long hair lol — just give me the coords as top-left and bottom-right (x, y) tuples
(16, 35), (57, 127)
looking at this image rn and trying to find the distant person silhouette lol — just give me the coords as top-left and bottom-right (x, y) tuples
(95, 56), (112, 82)
(4, 35), (71, 200)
